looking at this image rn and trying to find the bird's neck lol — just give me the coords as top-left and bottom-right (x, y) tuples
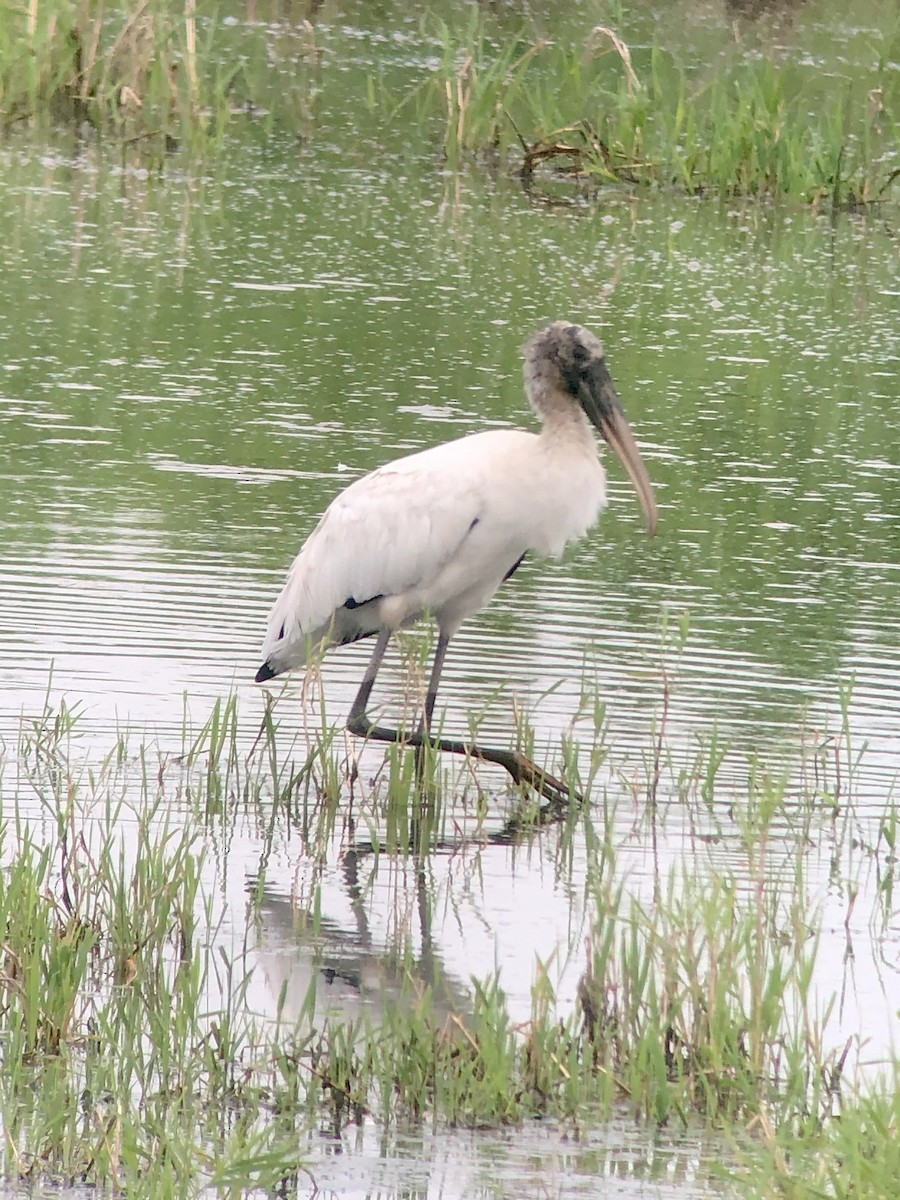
(538, 401), (597, 455)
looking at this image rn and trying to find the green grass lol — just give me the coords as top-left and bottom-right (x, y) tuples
(744, 1078), (900, 1198)
(2, 4), (895, 205)
(0, 0), (323, 151)
(2, 698), (306, 1193)
(425, 14), (899, 208)
(2, 673), (899, 1195)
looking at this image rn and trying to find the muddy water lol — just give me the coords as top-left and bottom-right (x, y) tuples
(1, 5), (899, 1197)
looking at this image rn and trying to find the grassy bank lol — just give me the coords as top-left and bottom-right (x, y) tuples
(425, 11), (899, 207)
(1, 688), (898, 1195)
(1, 2), (896, 207)
(0, 0), (323, 153)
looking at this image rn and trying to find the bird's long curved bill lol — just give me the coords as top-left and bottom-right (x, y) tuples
(601, 405), (658, 535)
(582, 365), (658, 535)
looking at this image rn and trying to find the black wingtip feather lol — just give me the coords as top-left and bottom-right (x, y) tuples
(255, 662), (277, 683)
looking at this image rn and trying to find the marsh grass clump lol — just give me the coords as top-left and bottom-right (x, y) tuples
(746, 1075), (900, 1197)
(3, 684), (899, 1193)
(427, 16), (898, 208)
(0, 704), (307, 1192)
(0, 0), (322, 146)
(297, 866), (839, 1139)
(3, 0), (198, 141)
(579, 871), (839, 1130)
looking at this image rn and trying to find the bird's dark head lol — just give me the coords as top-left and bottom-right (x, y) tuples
(524, 321), (658, 535)
(525, 320), (611, 409)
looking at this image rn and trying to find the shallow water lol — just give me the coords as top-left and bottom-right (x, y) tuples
(1, 2), (899, 1195)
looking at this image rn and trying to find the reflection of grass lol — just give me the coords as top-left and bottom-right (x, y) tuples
(2, 682), (899, 1193)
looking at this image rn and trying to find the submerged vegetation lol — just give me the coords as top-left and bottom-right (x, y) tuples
(1, 682), (899, 1195)
(0, 1), (896, 206)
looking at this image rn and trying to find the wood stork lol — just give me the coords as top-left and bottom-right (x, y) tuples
(256, 321), (657, 802)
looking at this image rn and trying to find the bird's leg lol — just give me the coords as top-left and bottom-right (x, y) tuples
(413, 631), (450, 787)
(420, 632), (450, 734)
(346, 627), (392, 737)
(358, 722), (582, 807)
(347, 628), (580, 807)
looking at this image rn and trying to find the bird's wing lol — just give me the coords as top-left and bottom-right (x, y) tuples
(260, 444), (486, 664)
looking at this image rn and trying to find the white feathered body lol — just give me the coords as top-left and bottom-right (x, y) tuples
(260, 418), (608, 678)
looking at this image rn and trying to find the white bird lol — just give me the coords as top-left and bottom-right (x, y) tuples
(256, 321), (657, 795)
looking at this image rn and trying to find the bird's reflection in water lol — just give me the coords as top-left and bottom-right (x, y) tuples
(250, 848), (470, 1028)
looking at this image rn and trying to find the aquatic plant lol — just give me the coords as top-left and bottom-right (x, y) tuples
(2, 674), (897, 1193)
(427, 14), (899, 208)
(0, 0), (322, 147)
(745, 1076), (900, 1198)
(2, 3), (895, 207)
(0, 700), (306, 1192)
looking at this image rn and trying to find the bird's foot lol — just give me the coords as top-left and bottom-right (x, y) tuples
(346, 715), (581, 807)
(485, 747), (582, 807)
